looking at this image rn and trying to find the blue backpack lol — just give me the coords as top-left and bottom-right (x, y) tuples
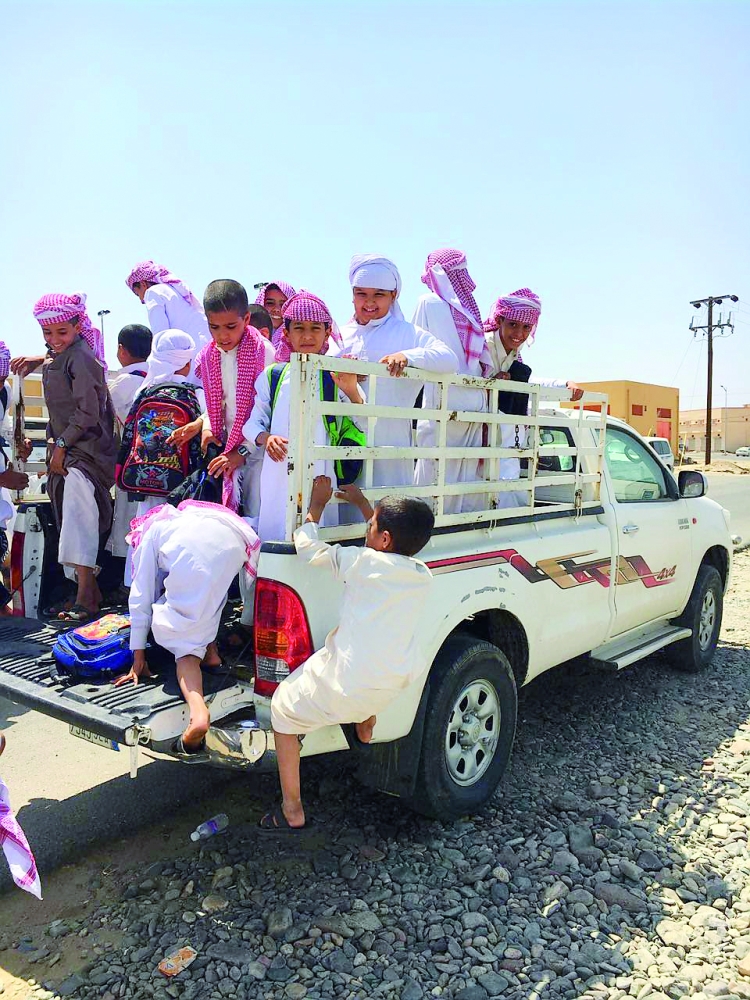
(268, 363), (366, 485)
(53, 613), (133, 679)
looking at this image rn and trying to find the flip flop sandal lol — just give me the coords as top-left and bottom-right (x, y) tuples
(258, 806), (312, 835)
(58, 604), (97, 624)
(45, 598), (76, 617)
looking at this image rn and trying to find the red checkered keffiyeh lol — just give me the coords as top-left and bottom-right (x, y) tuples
(255, 280), (296, 308)
(126, 261), (203, 311)
(197, 329), (268, 509)
(127, 500), (260, 586)
(0, 775), (41, 898)
(483, 288), (541, 338)
(32, 292), (107, 369)
(274, 290), (342, 363)
(421, 249), (487, 367)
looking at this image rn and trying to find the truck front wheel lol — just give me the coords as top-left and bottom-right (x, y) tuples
(667, 563), (723, 672)
(407, 634), (517, 820)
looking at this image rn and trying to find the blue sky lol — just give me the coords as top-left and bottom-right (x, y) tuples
(1, 0), (748, 408)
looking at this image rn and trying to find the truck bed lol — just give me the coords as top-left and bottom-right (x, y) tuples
(0, 617), (254, 745)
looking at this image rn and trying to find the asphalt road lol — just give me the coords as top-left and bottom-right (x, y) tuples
(705, 471), (750, 547)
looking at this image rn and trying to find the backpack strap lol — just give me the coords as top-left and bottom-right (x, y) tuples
(267, 363), (290, 416)
(131, 370), (147, 378)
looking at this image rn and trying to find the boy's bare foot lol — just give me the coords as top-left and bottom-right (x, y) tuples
(355, 715), (377, 744)
(182, 719), (209, 750)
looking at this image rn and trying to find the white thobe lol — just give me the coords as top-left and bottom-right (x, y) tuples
(144, 284), (211, 379)
(128, 508), (248, 660)
(106, 363), (147, 558)
(271, 521), (433, 734)
(412, 293), (488, 513)
(483, 333), (568, 508)
(0, 393), (16, 533)
(332, 311), (458, 490)
(243, 365), (364, 542)
(59, 467), (100, 571)
(203, 342), (274, 623)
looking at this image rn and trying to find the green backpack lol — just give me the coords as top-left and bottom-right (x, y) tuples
(268, 363), (366, 485)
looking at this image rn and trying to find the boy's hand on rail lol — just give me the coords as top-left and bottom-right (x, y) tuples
(335, 484), (374, 520)
(265, 435), (288, 462)
(331, 371), (361, 401)
(307, 476), (333, 522)
(567, 382), (584, 401)
(379, 353), (408, 377)
(10, 356), (45, 377)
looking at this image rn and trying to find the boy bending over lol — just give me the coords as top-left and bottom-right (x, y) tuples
(261, 478), (434, 832)
(116, 501), (260, 755)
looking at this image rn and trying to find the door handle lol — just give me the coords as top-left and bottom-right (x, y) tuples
(622, 524), (640, 534)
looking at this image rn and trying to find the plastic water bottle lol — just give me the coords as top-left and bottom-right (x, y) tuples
(190, 813), (229, 842)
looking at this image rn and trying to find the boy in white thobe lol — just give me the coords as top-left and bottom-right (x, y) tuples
(413, 249), (490, 514)
(260, 478), (434, 832)
(331, 254), (458, 493)
(243, 290), (365, 542)
(106, 324), (151, 559)
(483, 289), (582, 508)
(126, 261), (210, 378)
(116, 502), (260, 754)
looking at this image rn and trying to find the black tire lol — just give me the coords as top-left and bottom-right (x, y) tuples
(406, 633), (518, 820)
(666, 564), (723, 672)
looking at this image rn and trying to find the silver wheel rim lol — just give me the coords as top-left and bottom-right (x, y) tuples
(445, 680), (500, 786)
(698, 588), (717, 650)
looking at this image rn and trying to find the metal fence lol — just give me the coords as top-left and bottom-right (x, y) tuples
(284, 355), (608, 540)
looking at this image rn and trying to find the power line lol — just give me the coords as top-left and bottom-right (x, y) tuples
(689, 293), (738, 464)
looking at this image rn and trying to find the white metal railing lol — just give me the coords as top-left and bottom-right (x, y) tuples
(284, 355), (608, 540)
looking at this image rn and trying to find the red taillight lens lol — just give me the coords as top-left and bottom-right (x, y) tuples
(253, 579), (313, 696)
(10, 529), (25, 617)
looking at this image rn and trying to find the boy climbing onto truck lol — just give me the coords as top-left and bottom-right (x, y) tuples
(260, 476), (434, 832)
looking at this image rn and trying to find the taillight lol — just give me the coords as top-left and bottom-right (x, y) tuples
(10, 529), (25, 617)
(253, 579), (313, 696)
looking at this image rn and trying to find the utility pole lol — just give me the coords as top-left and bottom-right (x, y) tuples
(720, 384), (728, 453)
(689, 294), (737, 465)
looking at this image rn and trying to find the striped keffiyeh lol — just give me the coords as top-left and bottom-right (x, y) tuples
(421, 248), (488, 367)
(197, 329), (268, 509)
(273, 290), (342, 363)
(126, 261), (203, 312)
(0, 774), (41, 898)
(32, 292), (107, 369)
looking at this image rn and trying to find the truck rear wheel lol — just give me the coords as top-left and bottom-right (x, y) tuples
(667, 563), (723, 672)
(406, 633), (517, 820)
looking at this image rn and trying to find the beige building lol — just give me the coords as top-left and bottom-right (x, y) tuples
(568, 380), (680, 453)
(680, 405), (750, 455)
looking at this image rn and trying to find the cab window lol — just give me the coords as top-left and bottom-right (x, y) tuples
(605, 428), (670, 502)
(537, 428), (574, 473)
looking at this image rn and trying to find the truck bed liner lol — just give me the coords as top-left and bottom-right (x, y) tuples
(0, 618), (243, 742)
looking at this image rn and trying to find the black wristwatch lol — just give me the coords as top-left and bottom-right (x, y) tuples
(237, 444), (251, 458)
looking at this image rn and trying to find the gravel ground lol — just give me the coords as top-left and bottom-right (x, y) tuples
(3, 551), (750, 1000)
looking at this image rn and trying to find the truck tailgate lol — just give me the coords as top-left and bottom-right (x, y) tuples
(0, 617), (253, 744)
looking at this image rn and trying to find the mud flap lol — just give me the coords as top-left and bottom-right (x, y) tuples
(355, 677), (431, 799)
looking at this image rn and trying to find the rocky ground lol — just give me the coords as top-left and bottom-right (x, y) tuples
(2, 552), (750, 1000)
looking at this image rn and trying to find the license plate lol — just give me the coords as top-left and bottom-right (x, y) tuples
(69, 724), (119, 751)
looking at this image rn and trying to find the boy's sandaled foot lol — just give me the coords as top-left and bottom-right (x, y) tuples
(258, 806), (311, 834)
(341, 721), (375, 751)
(58, 603), (98, 624)
(46, 598), (76, 616)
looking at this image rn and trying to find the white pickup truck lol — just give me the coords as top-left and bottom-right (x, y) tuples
(0, 358), (733, 818)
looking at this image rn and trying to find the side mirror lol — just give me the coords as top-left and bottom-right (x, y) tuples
(679, 469), (708, 499)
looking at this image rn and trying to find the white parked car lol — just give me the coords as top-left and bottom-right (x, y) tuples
(736, 447), (750, 458)
(0, 361), (733, 818)
(646, 436), (675, 472)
